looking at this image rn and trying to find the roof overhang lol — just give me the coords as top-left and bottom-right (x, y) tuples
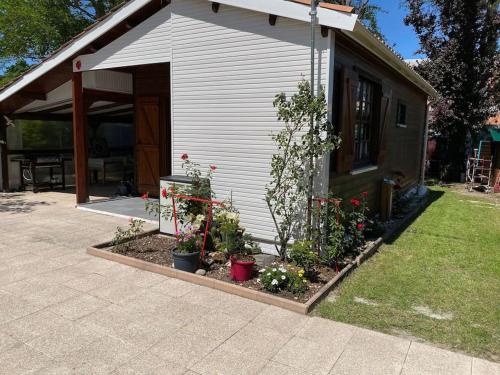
(214, 0), (357, 30)
(0, 0), (156, 107)
(342, 23), (437, 97)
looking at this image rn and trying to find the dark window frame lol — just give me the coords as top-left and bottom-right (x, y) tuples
(353, 77), (380, 167)
(396, 100), (407, 126)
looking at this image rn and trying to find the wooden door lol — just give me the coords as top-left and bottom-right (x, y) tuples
(136, 96), (160, 194)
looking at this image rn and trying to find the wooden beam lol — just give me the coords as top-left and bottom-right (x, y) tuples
(0, 115), (9, 191)
(72, 72), (89, 204)
(18, 91), (47, 101)
(12, 113), (73, 122)
(83, 88), (133, 104)
(87, 102), (127, 114)
(33, 102), (73, 114)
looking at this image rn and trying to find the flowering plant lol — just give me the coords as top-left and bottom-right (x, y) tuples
(288, 240), (318, 277)
(175, 225), (202, 254)
(112, 218), (145, 250)
(258, 263), (308, 294)
(343, 192), (369, 252)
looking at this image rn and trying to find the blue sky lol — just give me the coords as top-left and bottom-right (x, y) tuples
(371, 0), (424, 59)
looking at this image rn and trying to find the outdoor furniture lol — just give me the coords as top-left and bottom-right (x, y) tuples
(88, 156), (127, 183)
(13, 155), (67, 193)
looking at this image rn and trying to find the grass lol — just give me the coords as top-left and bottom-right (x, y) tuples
(315, 187), (500, 361)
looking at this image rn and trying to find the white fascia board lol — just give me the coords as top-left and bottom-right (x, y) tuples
(0, 0), (154, 104)
(344, 23), (437, 97)
(214, 0), (358, 31)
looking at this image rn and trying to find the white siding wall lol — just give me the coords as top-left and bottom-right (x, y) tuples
(171, 0), (330, 247)
(77, 5), (172, 71)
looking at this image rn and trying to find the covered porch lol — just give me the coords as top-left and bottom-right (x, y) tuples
(0, 0), (172, 204)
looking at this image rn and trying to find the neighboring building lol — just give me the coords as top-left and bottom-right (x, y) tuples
(0, 0), (435, 250)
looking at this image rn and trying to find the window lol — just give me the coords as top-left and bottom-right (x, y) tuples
(354, 78), (376, 165)
(396, 100), (407, 126)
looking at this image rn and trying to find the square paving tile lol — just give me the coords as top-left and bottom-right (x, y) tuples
(49, 293), (111, 320)
(181, 310), (248, 341)
(251, 305), (308, 335)
(0, 291), (42, 324)
(190, 347), (268, 375)
(401, 341), (473, 375)
(472, 357), (500, 375)
(88, 281), (147, 305)
(111, 351), (187, 375)
(329, 328), (410, 375)
(273, 336), (343, 375)
(61, 335), (144, 374)
(0, 344), (53, 375)
(0, 331), (21, 354)
(0, 310), (73, 343)
(150, 330), (221, 368)
(259, 361), (316, 375)
(62, 273), (112, 292)
(25, 320), (104, 359)
(218, 322), (291, 359)
(22, 285), (83, 309)
(150, 278), (199, 298)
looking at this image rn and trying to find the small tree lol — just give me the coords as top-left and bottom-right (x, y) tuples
(266, 80), (341, 260)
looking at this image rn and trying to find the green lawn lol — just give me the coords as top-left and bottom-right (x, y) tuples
(315, 187), (500, 361)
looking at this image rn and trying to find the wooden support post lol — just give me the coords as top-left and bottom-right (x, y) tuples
(72, 72), (89, 203)
(0, 114), (9, 191)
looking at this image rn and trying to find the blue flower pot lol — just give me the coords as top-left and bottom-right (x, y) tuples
(172, 250), (200, 273)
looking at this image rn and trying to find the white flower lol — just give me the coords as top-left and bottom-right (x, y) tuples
(226, 212), (239, 222)
(256, 279), (261, 283)
(267, 273), (271, 276)
(259, 268), (266, 273)
(272, 268), (277, 272)
(271, 279), (278, 285)
(279, 267), (286, 273)
(281, 275), (286, 280)
(195, 214), (205, 222)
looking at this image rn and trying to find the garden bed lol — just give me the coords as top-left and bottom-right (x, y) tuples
(87, 192), (428, 314)
(88, 233), (383, 314)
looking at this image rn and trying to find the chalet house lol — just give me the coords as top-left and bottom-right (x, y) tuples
(0, 0), (435, 249)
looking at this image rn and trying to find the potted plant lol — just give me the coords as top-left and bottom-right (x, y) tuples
(172, 225), (202, 273)
(215, 209), (257, 282)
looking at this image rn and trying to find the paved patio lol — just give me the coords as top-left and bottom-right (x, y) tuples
(0, 191), (498, 375)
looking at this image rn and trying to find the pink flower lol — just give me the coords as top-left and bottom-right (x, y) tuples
(357, 223), (364, 231)
(161, 188), (167, 198)
(128, 217), (133, 224)
(210, 165), (217, 171)
(181, 153), (189, 160)
(141, 192), (148, 200)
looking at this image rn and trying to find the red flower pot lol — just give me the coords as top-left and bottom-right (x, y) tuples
(230, 256), (255, 282)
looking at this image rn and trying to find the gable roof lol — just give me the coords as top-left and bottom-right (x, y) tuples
(0, 0), (434, 111)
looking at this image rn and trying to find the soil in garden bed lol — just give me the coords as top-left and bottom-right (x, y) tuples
(106, 234), (354, 303)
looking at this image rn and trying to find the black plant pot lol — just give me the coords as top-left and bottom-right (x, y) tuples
(172, 250), (200, 273)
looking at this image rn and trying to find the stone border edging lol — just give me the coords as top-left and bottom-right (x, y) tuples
(87, 197), (427, 314)
(87, 233), (384, 315)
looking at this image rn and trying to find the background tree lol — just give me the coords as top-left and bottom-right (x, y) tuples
(0, 0), (123, 84)
(327, 0), (386, 39)
(404, 0), (499, 180)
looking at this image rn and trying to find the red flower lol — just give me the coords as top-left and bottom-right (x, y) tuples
(361, 191), (368, 198)
(393, 183), (401, 191)
(161, 188), (167, 199)
(357, 223), (364, 231)
(141, 192), (148, 200)
(210, 165), (217, 171)
(181, 153), (189, 160)
(350, 198), (361, 207)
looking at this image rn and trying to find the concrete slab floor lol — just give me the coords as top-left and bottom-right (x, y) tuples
(0, 191), (498, 375)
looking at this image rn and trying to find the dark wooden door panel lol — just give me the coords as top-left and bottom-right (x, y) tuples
(136, 96), (160, 194)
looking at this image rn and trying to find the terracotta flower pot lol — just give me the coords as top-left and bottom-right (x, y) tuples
(172, 250), (200, 273)
(230, 255), (255, 282)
